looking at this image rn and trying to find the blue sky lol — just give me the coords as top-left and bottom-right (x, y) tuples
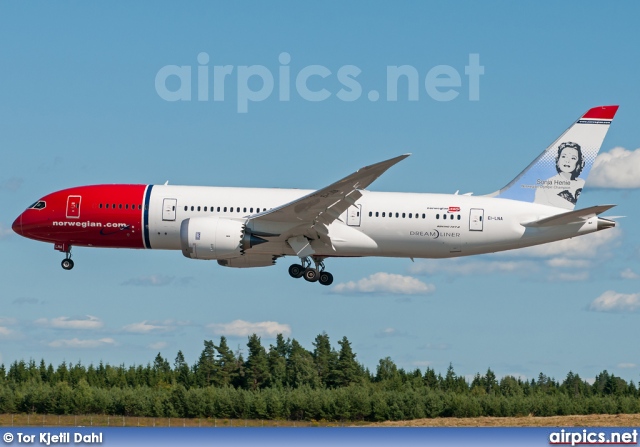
(2, 2), (640, 384)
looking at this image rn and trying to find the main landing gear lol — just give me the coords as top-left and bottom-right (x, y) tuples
(288, 257), (334, 286)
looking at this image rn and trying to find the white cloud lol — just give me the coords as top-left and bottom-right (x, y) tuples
(48, 338), (116, 349)
(0, 223), (13, 239)
(418, 342), (451, 351)
(208, 320), (291, 338)
(412, 361), (432, 368)
(620, 268), (639, 280)
(508, 228), (620, 259)
(546, 258), (591, 269)
(332, 272), (435, 295)
(0, 327), (14, 337)
(410, 259), (533, 276)
(590, 147), (640, 188)
(12, 297), (44, 306)
(589, 291), (640, 312)
(375, 327), (406, 338)
(148, 341), (168, 350)
(617, 363), (637, 369)
(0, 177), (24, 192)
(36, 315), (103, 330)
(548, 271), (589, 282)
(122, 320), (174, 334)
(121, 275), (174, 286)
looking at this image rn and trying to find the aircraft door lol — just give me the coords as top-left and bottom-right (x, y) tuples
(347, 204), (362, 227)
(162, 198), (177, 221)
(469, 208), (484, 231)
(66, 195), (81, 219)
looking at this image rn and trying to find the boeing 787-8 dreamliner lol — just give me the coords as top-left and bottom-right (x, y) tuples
(12, 106), (619, 286)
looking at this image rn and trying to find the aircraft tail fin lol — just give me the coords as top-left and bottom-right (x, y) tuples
(488, 105), (618, 210)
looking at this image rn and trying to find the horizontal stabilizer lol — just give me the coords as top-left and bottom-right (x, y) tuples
(522, 205), (616, 227)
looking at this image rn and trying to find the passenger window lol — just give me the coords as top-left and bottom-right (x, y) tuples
(408, 213), (412, 218)
(402, 213), (406, 218)
(197, 206), (201, 211)
(204, 206), (207, 211)
(375, 212), (379, 217)
(99, 204), (103, 209)
(395, 213), (399, 218)
(422, 214), (425, 219)
(382, 212), (386, 217)
(217, 207), (220, 212)
(436, 214), (439, 219)
(243, 207), (247, 212)
(250, 208), (254, 213)
(112, 204), (116, 209)
(457, 215), (461, 220)
(184, 206), (187, 211)
(125, 204), (129, 209)
(224, 207), (227, 212)
(369, 211), (372, 217)
(191, 206), (194, 211)
(106, 204), (110, 209)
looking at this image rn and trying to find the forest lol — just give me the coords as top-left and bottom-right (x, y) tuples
(0, 333), (638, 421)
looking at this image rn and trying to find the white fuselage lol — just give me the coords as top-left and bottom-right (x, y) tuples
(147, 185), (599, 259)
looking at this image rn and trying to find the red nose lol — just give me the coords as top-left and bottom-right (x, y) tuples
(12, 214), (22, 236)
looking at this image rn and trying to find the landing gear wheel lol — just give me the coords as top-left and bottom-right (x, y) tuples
(318, 271), (334, 286)
(288, 264), (305, 279)
(61, 259), (74, 270)
(303, 268), (319, 282)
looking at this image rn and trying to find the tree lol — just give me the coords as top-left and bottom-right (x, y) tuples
(312, 332), (338, 387)
(215, 336), (240, 387)
(286, 339), (319, 388)
(174, 351), (191, 388)
(335, 336), (360, 387)
(194, 340), (216, 387)
(244, 334), (270, 390)
(267, 342), (287, 388)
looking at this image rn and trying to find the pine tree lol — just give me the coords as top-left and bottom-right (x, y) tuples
(194, 340), (216, 387)
(214, 336), (239, 387)
(286, 339), (319, 388)
(312, 332), (338, 387)
(244, 334), (270, 390)
(335, 336), (360, 387)
(173, 350), (190, 387)
(267, 339), (287, 388)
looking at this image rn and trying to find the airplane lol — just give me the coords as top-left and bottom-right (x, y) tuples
(12, 105), (619, 286)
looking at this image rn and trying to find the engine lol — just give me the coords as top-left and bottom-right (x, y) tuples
(180, 216), (267, 260)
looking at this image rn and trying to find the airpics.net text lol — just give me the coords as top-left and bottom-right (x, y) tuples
(155, 52), (484, 113)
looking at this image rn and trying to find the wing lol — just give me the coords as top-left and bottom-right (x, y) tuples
(247, 154), (410, 255)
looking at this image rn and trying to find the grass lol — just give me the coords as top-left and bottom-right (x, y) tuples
(1, 413), (639, 427)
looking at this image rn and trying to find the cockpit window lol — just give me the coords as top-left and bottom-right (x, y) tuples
(28, 201), (46, 210)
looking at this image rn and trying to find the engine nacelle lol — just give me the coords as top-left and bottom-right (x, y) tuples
(180, 217), (267, 260)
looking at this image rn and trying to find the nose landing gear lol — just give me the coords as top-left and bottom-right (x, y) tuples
(54, 244), (73, 270)
(288, 257), (333, 286)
